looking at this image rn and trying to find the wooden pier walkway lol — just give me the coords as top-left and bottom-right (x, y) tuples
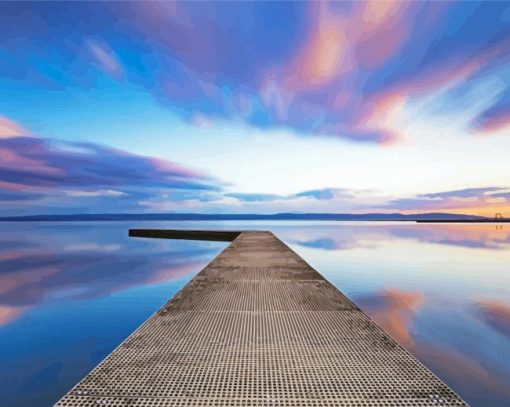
(56, 230), (468, 407)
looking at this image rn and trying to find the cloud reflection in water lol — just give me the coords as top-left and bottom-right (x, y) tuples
(0, 221), (509, 406)
(275, 222), (510, 406)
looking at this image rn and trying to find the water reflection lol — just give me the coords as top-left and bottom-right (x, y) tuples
(0, 224), (218, 327)
(355, 289), (424, 348)
(284, 223), (510, 251)
(0, 222), (227, 407)
(0, 221), (509, 406)
(473, 299), (510, 339)
(272, 222), (510, 407)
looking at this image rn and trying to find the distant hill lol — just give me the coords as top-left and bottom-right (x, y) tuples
(0, 212), (487, 222)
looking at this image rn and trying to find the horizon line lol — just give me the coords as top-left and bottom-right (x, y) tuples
(0, 211), (497, 221)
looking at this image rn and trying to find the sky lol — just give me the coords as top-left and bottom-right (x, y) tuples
(1, 0), (510, 216)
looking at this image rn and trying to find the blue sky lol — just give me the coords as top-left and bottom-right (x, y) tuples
(1, 1), (510, 216)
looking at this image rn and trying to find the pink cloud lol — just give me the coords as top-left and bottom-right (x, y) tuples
(250, 2), (416, 143)
(356, 0), (409, 69)
(0, 305), (27, 326)
(251, 1), (510, 144)
(291, 1), (408, 87)
(295, 5), (349, 87)
(359, 0), (404, 33)
(353, 90), (408, 144)
(0, 116), (28, 138)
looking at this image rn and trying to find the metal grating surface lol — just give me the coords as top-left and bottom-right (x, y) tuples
(55, 231), (468, 406)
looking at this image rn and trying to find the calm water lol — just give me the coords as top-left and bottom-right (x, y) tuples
(0, 221), (509, 406)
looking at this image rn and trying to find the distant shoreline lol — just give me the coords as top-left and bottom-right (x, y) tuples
(416, 219), (509, 223)
(0, 212), (506, 223)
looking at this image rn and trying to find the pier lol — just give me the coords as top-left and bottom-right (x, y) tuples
(56, 230), (468, 406)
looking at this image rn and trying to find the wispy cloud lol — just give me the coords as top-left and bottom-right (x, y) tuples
(133, 186), (509, 217)
(386, 187), (510, 214)
(63, 189), (127, 198)
(0, 136), (216, 191)
(0, 133), (508, 218)
(0, 116), (28, 138)
(1, 0), (510, 217)
(86, 39), (124, 80)
(3, 1), (510, 143)
(0, 133), (220, 214)
(225, 193), (284, 202)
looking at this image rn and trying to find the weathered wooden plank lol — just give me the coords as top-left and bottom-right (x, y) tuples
(55, 231), (468, 407)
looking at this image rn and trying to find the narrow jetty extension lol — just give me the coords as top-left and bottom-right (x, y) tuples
(56, 230), (468, 407)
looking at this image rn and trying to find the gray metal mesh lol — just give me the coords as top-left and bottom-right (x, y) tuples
(55, 232), (468, 406)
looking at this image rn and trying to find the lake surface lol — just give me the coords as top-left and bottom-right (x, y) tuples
(0, 221), (509, 406)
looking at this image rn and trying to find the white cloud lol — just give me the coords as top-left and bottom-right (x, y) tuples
(64, 189), (127, 198)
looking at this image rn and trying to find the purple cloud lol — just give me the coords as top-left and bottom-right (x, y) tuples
(3, 2), (510, 143)
(0, 136), (219, 208)
(471, 83), (510, 134)
(0, 137), (217, 190)
(386, 187), (509, 211)
(423, 187), (503, 199)
(0, 128), (507, 216)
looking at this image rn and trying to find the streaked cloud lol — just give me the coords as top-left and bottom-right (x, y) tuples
(225, 193), (284, 203)
(1, 3), (510, 216)
(387, 187), (510, 215)
(2, 2), (509, 144)
(220, 187), (510, 216)
(424, 188), (504, 199)
(86, 39), (124, 80)
(294, 188), (353, 200)
(0, 116), (28, 138)
(226, 188), (354, 203)
(0, 135), (219, 207)
(63, 189), (127, 198)
(0, 133), (508, 216)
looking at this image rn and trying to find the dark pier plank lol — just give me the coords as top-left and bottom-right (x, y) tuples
(56, 230), (468, 407)
(128, 228), (242, 241)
